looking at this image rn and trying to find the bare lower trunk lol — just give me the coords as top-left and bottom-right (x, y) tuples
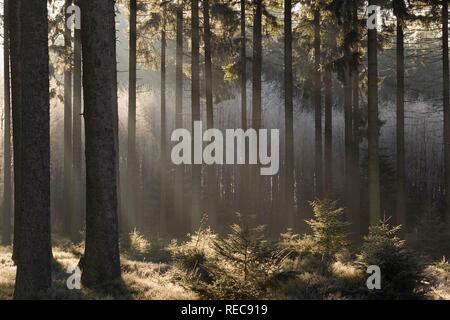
(80, 0), (121, 287)
(13, 0), (52, 299)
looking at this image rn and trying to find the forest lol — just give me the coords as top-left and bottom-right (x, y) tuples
(1, 0), (450, 301)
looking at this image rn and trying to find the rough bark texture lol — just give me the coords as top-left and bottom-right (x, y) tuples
(80, 0), (121, 287)
(324, 69), (332, 198)
(13, 0), (52, 299)
(2, 0), (12, 246)
(368, 0), (381, 225)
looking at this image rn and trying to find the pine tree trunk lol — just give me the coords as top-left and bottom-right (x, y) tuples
(126, 0), (137, 230)
(80, 0), (121, 287)
(396, 18), (406, 228)
(9, 0), (22, 265)
(191, 0), (202, 230)
(367, 0), (381, 226)
(324, 69), (332, 197)
(174, 5), (184, 235)
(160, 12), (167, 235)
(351, 5), (361, 239)
(203, 0), (217, 227)
(352, 69), (361, 238)
(251, 0), (262, 219)
(63, 0), (73, 237)
(2, 0), (12, 246)
(313, 10), (323, 198)
(239, 0), (248, 217)
(284, 0), (295, 228)
(13, 0), (52, 299)
(72, 0), (83, 242)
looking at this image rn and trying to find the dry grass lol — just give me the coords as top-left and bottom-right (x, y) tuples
(0, 240), (198, 300)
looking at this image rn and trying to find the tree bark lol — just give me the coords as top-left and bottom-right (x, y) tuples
(203, 0), (217, 227)
(313, 10), (323, 198)
(63, 0), (73, 237)
(2, 0), (12, 246)
(72, 0), (83, 242)
(367, 0), (381, 226)
(251, 0), (263, 219)
(174, 5), (184, 235)
(13, 0), (52, 299)
(191, 0), (201, 230)
(324, 69), (332, 198)
(284, 0), (295, 227)
(80, 0), (121, 287)
(160, 10), (167, 235)
(396, 18), (406, 228)
(126, 0), (137, 230)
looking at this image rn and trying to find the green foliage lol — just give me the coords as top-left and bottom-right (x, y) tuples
(357, 220), (427, 299)
(304, 200), (350, 262)
(168, 218), (218, 282)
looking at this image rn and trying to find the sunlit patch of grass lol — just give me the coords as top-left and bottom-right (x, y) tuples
(425, 258), (450, 300)
(0, 240), (197, 300)
(0, 246), (15, 299)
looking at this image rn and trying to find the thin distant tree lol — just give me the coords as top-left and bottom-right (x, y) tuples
(313, 9), (323, 198)
(191, 0), (202, 230)
(80, 0), (121, 287)
(160, 5), (167, 235)
(174, 3), (184, 234)
(12, 0), (52, 299)
(72, 0), (83, 242)
(284, 0), (295, 227)
(239, 0), (248, 216)
(63, 0), (73, 237)
(367, 0), (381, 225)
(252, 0), (263, 218)
(127, 0), (138, 230)
(394, 0), (408, 227)
(2, 0), (12, 246)
(203, 0), (217, 227)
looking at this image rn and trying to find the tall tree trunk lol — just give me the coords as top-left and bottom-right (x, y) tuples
(191, 0), (201, 230)
(344, 14), (354, 226)
(396, 17), (406, 227)
(313, 10), (323, 198)
(72, 0), (83, 242)
(174, 5), (184, 235)
(13, 0), (52, 299)
(239, 0), (248, 217)
(80, 0), (121, 287)
(367, 0), (381, 226)
(9, 0), (22, 265)
(63, 0), (73, 237)
(352, 69), (361, 238)
(443, 0), (450, 224)
(160, 12), (167, 235)
(284, 0), (295, 228)
(2, 0), (12, 246)
(324, 69), (332, 197)
(203, 0), (217, 227)
(351, 5), (361, 239)
(251, 0), (262, 219)
(126, 0), (137, 230)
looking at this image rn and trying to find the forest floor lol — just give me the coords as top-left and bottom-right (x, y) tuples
(0, 239), (198, 300)
(1, 235), (450, 300)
